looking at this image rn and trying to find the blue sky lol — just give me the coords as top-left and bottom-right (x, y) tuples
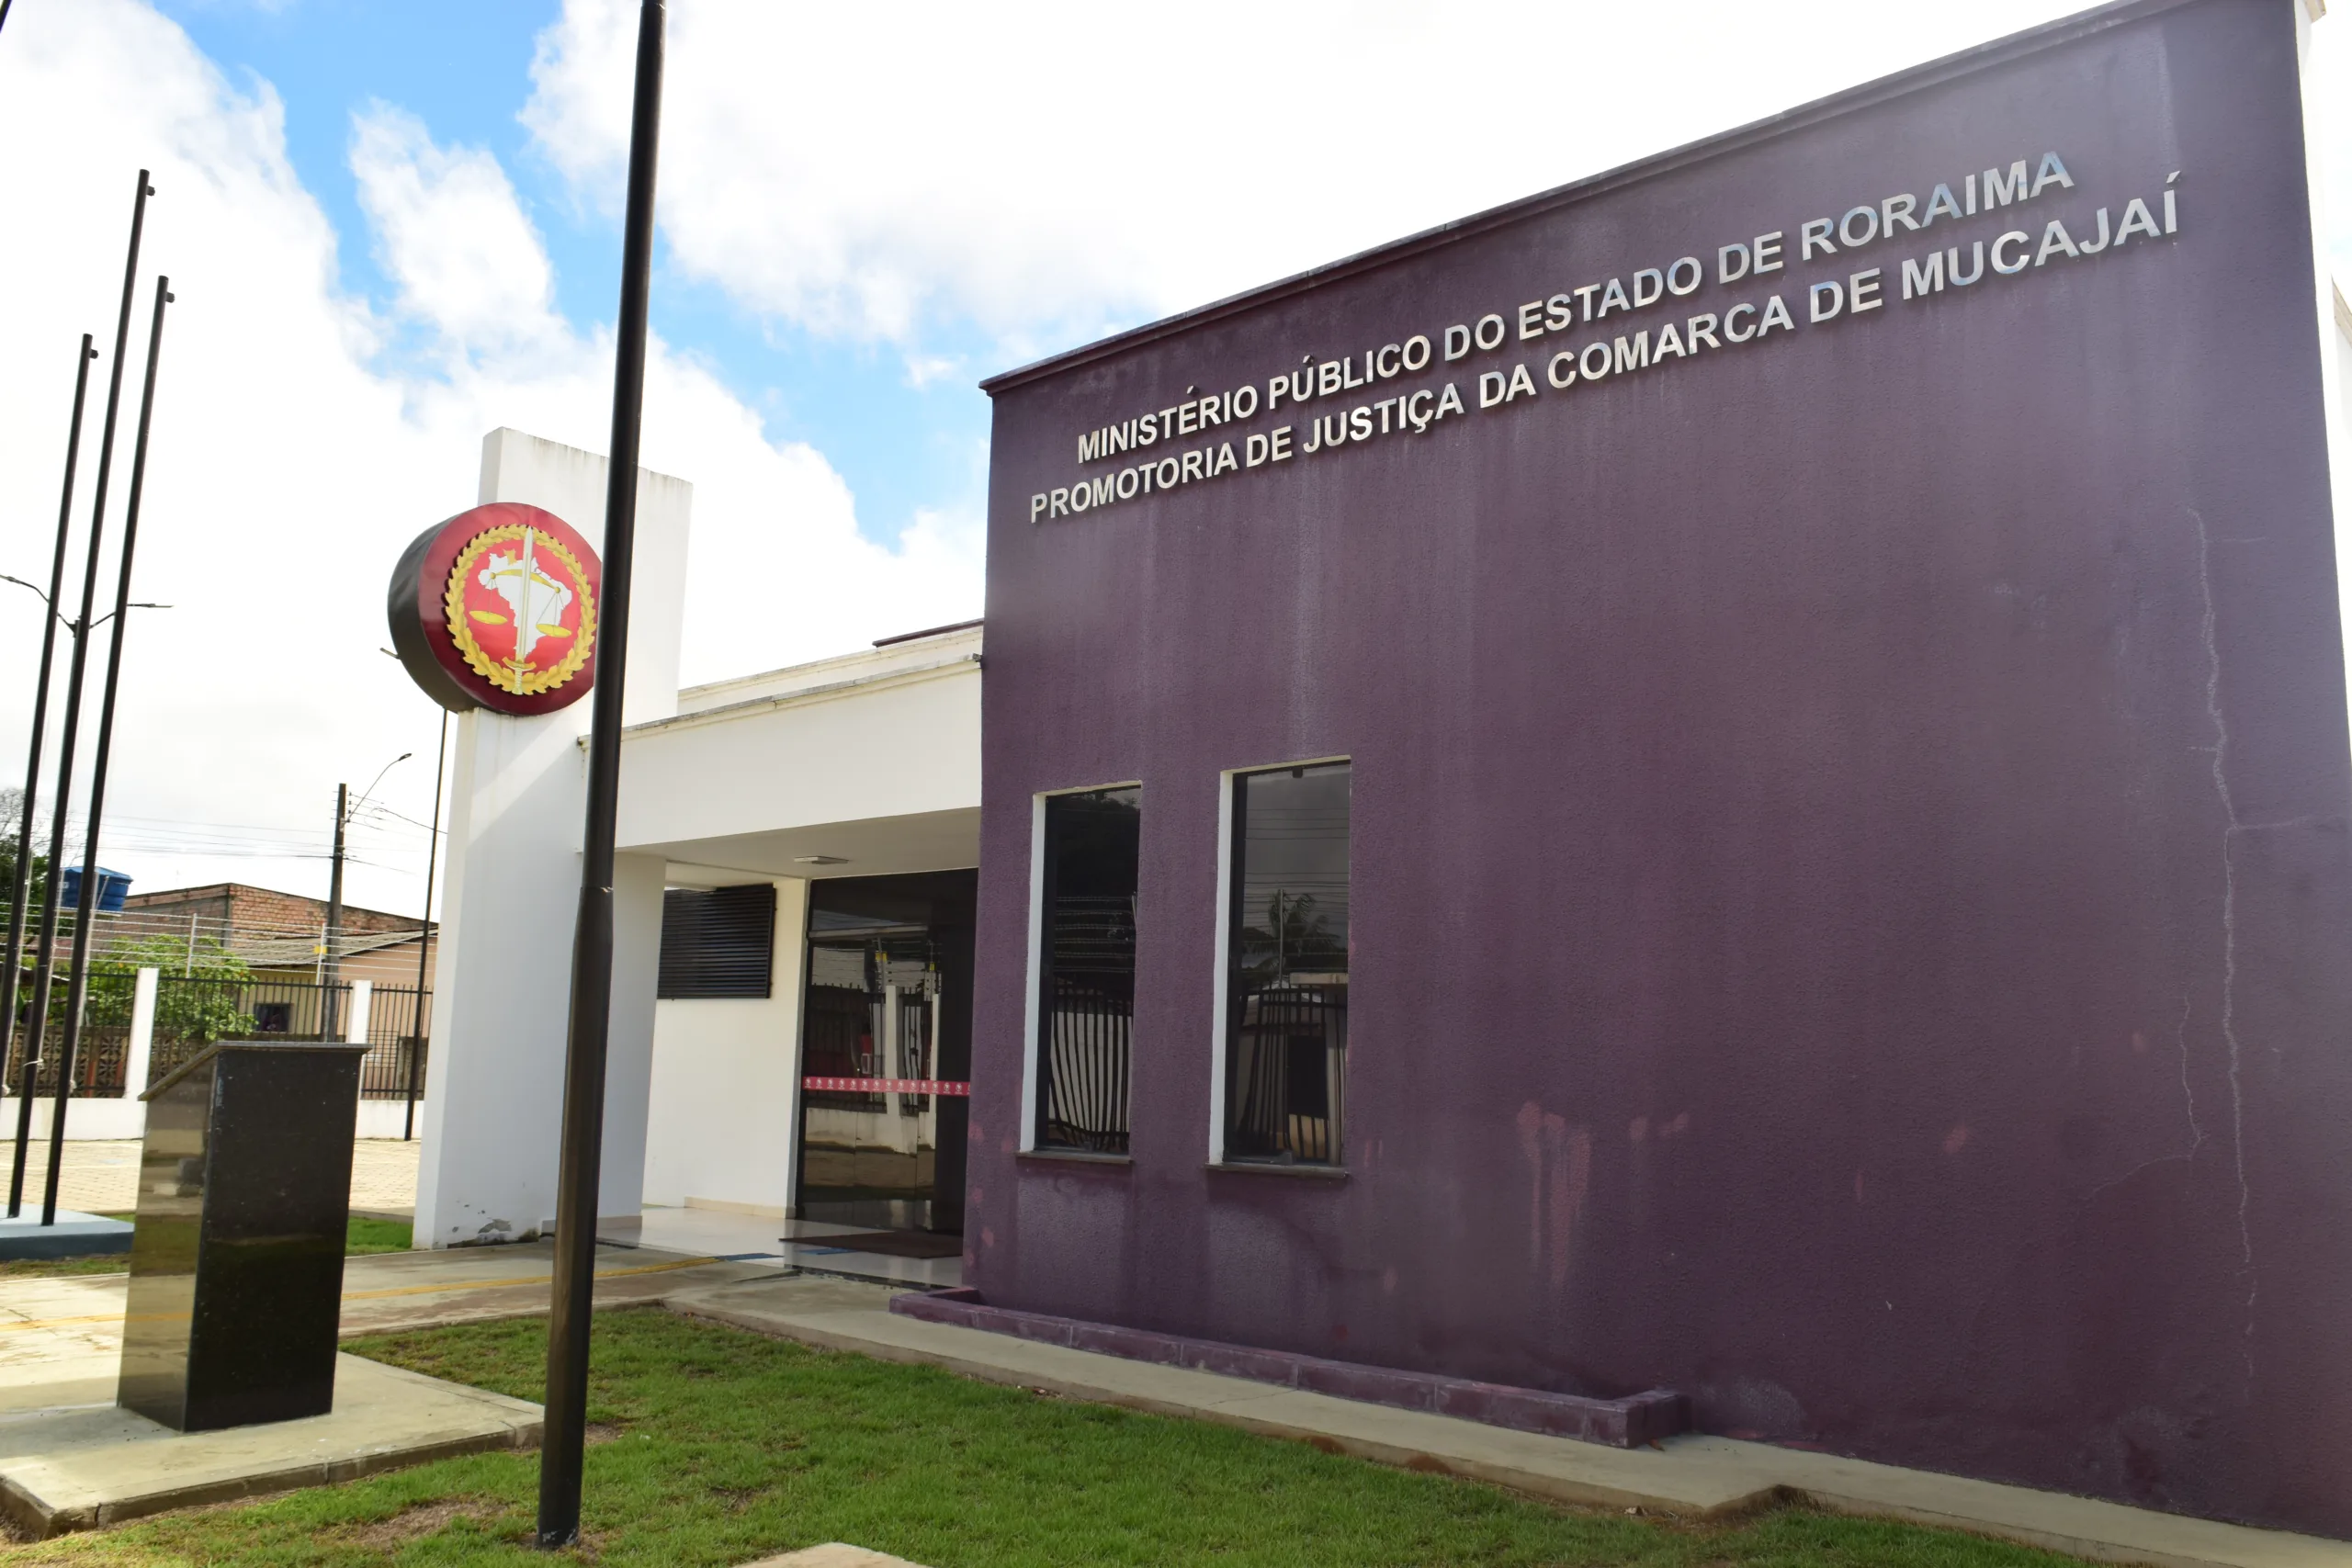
(6, 0), (2346, 914)
(155, 0), (993, 548)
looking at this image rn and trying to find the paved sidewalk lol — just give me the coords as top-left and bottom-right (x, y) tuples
(334, 1241), (779, 1337)
(663, 1277), (2351, 1568)
(5, 1139), (419, 1217)
(0, 1240), (775, 1356)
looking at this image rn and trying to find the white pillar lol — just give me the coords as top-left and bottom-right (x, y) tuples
(413, 429), (692, 1248)
(345, 979), (372, 1045)
(124, 967), (159, 1099)
(595, 851), (664, 1222)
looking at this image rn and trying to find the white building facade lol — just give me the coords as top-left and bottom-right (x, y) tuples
(412, 428), (979, 1253)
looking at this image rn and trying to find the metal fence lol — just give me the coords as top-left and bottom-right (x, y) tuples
(359, 983), (430, 1101)
(801, 982), (936, 1112)
(1227, 985), (1348, 1165)
(145, 975), (353, 1085)
(2, 971), (137, 1097)
(1036, 976), (1131, 1154)
(3, 971), (432, 1117)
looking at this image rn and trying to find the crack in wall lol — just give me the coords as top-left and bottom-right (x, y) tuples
(2174, 990), (2205, 1150)
(2070, 994), (2212, 1235)
(2190, 504), (2258, 1386)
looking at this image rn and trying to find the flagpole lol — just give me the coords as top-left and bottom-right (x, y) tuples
(537, 0), (663, 1546)
(4, 335), (97, 1218)
(43, 277), (172, 1225)
(15, 171), (151, 1222)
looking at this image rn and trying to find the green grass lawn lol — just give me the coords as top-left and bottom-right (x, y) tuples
(0, 1308), (2097, 1567)
(0, 1215), (411, 1279)
(345, 1215), (413, 1256)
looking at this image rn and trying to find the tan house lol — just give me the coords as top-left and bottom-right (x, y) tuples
(117, 882), (436, 992)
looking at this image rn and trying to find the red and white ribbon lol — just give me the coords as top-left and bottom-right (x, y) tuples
(802, 1076), (970, 1097)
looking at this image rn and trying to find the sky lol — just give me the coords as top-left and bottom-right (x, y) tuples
(0, 0), (2347, 922)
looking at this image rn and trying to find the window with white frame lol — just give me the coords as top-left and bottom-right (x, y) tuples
(1033, 787), (1140, 1154)
(1222, 761), (1350, 1165)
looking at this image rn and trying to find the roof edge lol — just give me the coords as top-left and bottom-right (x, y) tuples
(978, 0), (2199, 397)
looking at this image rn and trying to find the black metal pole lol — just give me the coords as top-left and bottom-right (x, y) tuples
(17, 172), (149, 1221)
(322, 782), (347, 1037)
(537, 0), (662, 1546)
(405, 708), (446, 1141)
(43, 277), (170, 1225)
(5, 336), (97, 1219)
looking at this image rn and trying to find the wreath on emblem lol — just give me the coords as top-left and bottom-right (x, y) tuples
(443, 523), (598, 697)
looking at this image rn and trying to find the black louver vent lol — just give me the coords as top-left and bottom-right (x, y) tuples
(657, 884), (775, 999)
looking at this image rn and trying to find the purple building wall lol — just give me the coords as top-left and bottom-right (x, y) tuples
(968, 0), (2352, 1535)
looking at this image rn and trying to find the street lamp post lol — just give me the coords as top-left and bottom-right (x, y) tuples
(406, 711), (447, 1140)
(322, 753), (411, 1040)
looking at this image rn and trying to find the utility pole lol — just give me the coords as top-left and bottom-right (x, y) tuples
(320, 754), (408, 1043)
(322, 782), (347, 1037)
(538, 0), (663, 1546)
(5, 336), (96, 1219)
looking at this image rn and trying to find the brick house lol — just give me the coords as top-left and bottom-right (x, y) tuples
(117, 882), (436, 992)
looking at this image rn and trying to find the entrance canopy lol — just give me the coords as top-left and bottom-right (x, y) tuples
(622, 626), (981, 1243)
(617, 627), (980, 880)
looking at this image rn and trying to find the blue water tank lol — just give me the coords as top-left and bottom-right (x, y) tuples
(62, 866), (131, 912)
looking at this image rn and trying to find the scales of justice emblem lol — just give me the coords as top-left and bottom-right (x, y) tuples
(386, 502), (603, 716)
(446, 523), (595, 696)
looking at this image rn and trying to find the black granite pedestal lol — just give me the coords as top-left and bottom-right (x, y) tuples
(117, 1040), (368, 1432)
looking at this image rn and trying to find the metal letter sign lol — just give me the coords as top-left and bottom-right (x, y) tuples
(387, 503), (601, 716)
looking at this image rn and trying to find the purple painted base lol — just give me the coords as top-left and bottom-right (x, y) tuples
(890, 1287), (1686, 1449)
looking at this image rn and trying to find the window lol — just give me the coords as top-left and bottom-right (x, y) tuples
(657, 884), (775, 999)
(1223, 761), (1350, 1165)
(1034, 787), (1140, 1153)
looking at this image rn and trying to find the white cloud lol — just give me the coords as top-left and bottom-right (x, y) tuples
(519, 0), (2352, 356)
(350, 104), (565, 356)
(2, 0), (2346, 924)
(0, 0), (980, 918)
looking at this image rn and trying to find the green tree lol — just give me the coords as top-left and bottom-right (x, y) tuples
(1238, 889), (1344, 985)
(0, 786), (49, 925)
(85, 934), (255, 1041)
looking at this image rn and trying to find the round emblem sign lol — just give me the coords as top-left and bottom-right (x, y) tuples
(386, 502), (602, 716)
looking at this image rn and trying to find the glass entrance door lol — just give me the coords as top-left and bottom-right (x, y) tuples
(795, 871), (974, 1234)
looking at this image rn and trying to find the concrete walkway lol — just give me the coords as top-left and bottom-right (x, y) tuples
(0, 1356), (539, 1536)
(6, 1139), (420, 1217)
(662, 1276), (2351, 1568)
(0, 1241), (775, 1354)
(0, 1252), (564, 1537)
(334, 1241), (780, 1337)
(0, 1239), (777, 1534)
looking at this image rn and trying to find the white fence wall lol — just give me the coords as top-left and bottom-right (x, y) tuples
(2, 966), (433, 1143)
